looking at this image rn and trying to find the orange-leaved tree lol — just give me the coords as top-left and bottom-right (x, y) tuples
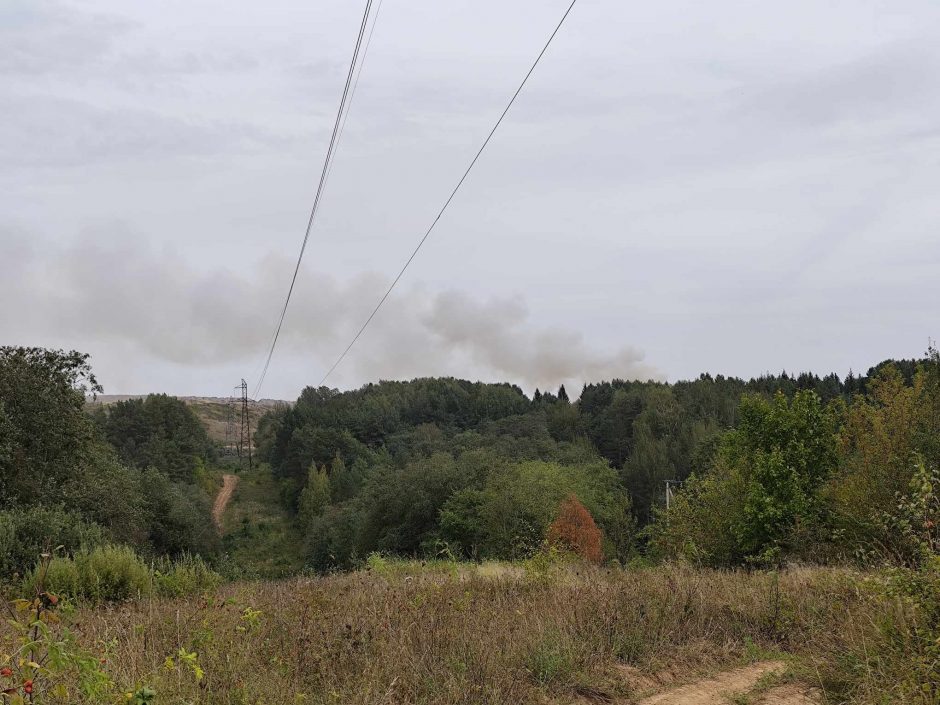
(546, 494), (603, 563)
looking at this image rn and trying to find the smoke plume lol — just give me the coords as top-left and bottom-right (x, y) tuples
(1, 226), (660, 394)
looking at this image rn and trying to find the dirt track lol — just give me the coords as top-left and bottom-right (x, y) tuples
(627, 661), (821, 705)
(212, 474), (238, 529)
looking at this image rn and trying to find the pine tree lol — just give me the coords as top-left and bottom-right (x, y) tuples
(533, 388), (543, 404)
(558, 384), (569, 403)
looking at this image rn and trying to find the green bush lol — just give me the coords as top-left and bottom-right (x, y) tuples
(152, 554), (222, 597)
(35, 545), (151, 602)
(0, 506), (105, 579)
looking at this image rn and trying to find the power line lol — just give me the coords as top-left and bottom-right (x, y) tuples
(253, 0), (376, 400)
(319, 0), (580, 386)
(324, 0), (385, 189)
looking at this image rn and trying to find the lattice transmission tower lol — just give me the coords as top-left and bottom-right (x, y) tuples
(235, 379), (253, 469)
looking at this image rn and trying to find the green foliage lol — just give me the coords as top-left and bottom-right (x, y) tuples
(97, 394), (213, 482)
(219, 468), (306, 579)
(297, 464), (331, 532)
(328, 453), (363, 503)
(28, 547), (222, 603)
(830, 360), (940, 564)
(446, 459), (634, 561)
(36, 545), (152, 602)
(0, 507), (105, 580)
(0, 347), (101, 508)
(0, 348), (221, 581)
(151, 554), (222, 597)
(3, 555), (116, 702)
(654, 352), (940, 571)
(137, 469), (220, 557)
(357, 453), (466, 555)
(733, 391), (839, 560)
(305, 503), (364, 571)
(653, 390), (839, 565)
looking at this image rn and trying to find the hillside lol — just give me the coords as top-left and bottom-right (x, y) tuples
(88, 395), (286, 447)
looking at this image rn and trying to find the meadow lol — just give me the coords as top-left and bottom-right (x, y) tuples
(3, 558), (936, 704)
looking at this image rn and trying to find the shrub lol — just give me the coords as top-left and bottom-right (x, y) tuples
(0, 506), (104, 579)
(152, 554), (222, 597)
(546, 494), (603, 563)
(35, 545), (151, 602)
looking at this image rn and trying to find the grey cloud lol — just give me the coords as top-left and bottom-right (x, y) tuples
(0, 0), (131, 76)
(0, 94), (295, 167)
(736, 43), (940, 129)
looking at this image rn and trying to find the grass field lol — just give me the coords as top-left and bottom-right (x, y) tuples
(6, 560), (935, 704)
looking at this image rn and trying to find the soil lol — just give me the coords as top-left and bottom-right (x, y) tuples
(212, 474), (239, 529)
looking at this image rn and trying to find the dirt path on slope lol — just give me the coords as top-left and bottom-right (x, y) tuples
(637, 661), (789, 705)
(212, 474), (238, 529)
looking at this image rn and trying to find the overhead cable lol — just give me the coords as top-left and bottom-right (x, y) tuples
(318, 0), (580, 386)
(253, 0), (377, 399)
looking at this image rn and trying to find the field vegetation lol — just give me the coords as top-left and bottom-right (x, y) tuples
(1, 559), (937, 703)
(2, 344), (939, 702)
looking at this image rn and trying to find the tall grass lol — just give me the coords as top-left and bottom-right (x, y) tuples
(6, 562), (933, 704)
(24, 546), (221, 603)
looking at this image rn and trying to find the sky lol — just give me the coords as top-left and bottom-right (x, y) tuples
(1, 0), (938, 400)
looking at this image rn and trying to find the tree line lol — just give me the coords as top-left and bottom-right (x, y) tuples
(256, 353), (937, 571)
(3, 343), (936, 579)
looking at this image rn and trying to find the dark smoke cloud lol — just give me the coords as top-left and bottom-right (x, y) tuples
(1, 226), (660, 392)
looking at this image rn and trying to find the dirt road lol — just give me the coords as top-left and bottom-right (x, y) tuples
(632, 661), (819, 705)
(212, 474), (238, 529)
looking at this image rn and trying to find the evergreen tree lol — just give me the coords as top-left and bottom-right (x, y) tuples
(533, 388), (542, 404)
(558, 384), (569, 403)
(329, 454), (358, 502)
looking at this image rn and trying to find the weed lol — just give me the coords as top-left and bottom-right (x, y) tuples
(527, 631), (576, 687)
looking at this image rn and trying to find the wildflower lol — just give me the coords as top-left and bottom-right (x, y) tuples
(0, 668), (12, 678)
(23, 680), (33, 694)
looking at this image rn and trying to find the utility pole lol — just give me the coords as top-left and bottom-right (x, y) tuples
(664, 479), (683, 523)
(236, 379), (253, 470)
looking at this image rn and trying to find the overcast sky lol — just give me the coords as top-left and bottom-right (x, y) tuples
(2, 0), (938, 400)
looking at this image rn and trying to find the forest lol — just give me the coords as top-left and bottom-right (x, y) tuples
(254, 352), (937, 572)
(0, 347), (219, 582)
(2, 345), (937, 578)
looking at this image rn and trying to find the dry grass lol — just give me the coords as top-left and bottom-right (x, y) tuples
(3, 562), (933, 704)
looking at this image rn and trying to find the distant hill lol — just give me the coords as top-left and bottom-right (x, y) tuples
(87, 395), (288, 446)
